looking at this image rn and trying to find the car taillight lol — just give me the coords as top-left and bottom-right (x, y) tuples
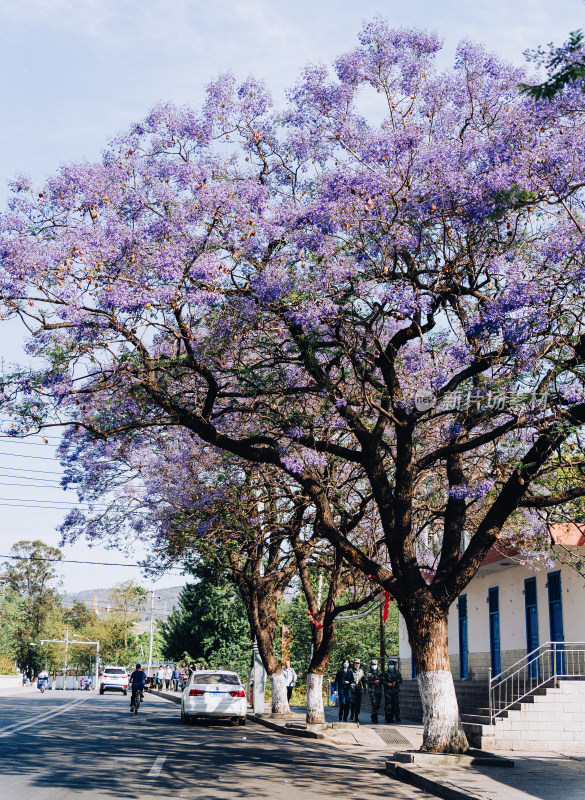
(229, 690), (246, 697)
(189, 689), (205, 696)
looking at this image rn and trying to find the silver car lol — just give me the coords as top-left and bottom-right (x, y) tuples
(181, 670), (247, 725)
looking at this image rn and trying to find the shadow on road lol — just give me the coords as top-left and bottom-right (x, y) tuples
(0, 693), (412, 799)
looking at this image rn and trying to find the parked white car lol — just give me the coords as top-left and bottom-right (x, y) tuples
(99, 666), (128, 695)
(181, 670), (246, 725)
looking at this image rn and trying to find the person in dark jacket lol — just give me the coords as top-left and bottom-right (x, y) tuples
(384, 661), (402, 723)
(334, 660), (354, 722)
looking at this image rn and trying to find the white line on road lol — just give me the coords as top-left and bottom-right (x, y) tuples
(147, 756), (166, 778)
(0, 694), (92, 737)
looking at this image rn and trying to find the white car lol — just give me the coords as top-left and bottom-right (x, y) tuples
(181, 670), (247, 725)
(99, 666), (128, 695)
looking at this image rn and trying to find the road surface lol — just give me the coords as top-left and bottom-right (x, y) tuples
(0, 689), (428, 799)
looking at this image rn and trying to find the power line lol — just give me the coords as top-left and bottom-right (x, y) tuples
(0, 434), (61, 441)
(0, 503), (98, 511)
(0, 465), (63, 476)
(0, 553), (185, 570)
(0, 451), (58, 461)
(0, 473), (61, 482)
(0, 439), (58, 447)
(0, 482), (64, 489)
(0, 495), (107, 506)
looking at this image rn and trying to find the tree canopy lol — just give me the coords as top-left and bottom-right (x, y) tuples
(3, 17), (585, 750)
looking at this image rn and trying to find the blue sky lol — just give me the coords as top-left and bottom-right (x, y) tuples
(0, 0), (582, 592)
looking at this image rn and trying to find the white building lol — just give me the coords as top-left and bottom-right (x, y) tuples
(397, 526), (585, 750)
(400, 529), (585, 681)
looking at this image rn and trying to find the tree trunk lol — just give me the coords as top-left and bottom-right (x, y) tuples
(254, 623), (290, 715)
(304, 620), (333, 724)
(404, 596), (469, 753)
(306, 673), (324, 723)
(269, 670), (289, 714)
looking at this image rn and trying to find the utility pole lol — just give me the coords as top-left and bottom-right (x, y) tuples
(64, 625), (69, 689)
(95, 640), (99, 690)
(379, 605), (386, 672)
(147, 590), (155, 676)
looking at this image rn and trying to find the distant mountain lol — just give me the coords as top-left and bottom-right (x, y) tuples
(61, 585), (183, 621)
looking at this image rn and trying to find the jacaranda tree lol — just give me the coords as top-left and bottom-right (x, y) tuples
(59, 428), (376, 723)
(2, 18), (585, 750)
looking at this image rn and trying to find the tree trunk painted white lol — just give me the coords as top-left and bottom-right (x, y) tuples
(417, 669), (468, 753)
(269, 670), (290, 714)
(306, 672), (325, 724)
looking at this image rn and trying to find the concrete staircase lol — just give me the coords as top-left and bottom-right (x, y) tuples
(396, 679), (489, 723)
(461, 680), (585, 751)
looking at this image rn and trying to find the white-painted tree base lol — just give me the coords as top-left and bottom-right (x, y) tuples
(269, 671), (290, 714)
(306, 673), (325, 724)
(417, 669), (469, 753)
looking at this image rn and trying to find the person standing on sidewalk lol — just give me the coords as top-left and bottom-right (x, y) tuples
(349, 658), (366, 722)
(171, 665), (181, 692)
(384, 661), (402, 723)
(335, 659), (354, 722)
(367, 659), (383, 724)
(282, 659), (297, 704)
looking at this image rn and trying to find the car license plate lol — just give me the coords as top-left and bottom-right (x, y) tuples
(212, 691), (227, 697)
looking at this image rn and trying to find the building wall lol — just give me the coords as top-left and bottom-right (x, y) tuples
(399, 559), (584, 681)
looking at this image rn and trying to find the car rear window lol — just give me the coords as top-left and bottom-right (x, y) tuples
(104, 668), (126, 675)
(192, 673), (239, 685)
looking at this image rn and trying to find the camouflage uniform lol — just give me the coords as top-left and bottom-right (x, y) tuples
(366, 664), (384, 723)
(383, 665), (402, 723)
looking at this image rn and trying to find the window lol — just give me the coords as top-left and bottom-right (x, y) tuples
(488, 587), (501, 676)
(191, 673), (240, 685)
(524, 577), (539, 678)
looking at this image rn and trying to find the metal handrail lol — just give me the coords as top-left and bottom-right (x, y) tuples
(488, 641), (585, 723)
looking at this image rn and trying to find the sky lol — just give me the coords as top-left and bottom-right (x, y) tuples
(0, 0), (582, 592)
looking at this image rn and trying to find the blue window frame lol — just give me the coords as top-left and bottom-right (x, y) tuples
(458, 595), (469, 679)
(524, 577), (539, 679)
(547, 571), (565, 675)
(488, 587), (501, 677)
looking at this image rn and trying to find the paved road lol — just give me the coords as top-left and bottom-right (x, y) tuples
(0, 690), (428, 799)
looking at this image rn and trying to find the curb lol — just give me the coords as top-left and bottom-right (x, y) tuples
(148, 689), (181, 705)
(385, 762), (484, 800)
(248, 714), (327, 739)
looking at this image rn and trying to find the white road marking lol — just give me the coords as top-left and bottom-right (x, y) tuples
(147, 756), (166, 777)
(0, 694), (92, 737)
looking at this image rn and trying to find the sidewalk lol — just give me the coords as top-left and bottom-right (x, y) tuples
(389, 751), (585, 800)
(255, 703), (585, 799)
(272, 703), (423, 751)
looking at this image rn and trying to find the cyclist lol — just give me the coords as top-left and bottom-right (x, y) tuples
(129, 663), (147, 711)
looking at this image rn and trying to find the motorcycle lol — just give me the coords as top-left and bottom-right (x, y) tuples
(37, 676), (49, 693)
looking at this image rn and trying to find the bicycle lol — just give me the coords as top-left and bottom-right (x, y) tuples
(130, 689), (143, 714)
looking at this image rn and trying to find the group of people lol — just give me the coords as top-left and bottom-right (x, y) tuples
(152, 661), (209, 691)
(153, 664), (184, 691)
(334, 658), (402, 724)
